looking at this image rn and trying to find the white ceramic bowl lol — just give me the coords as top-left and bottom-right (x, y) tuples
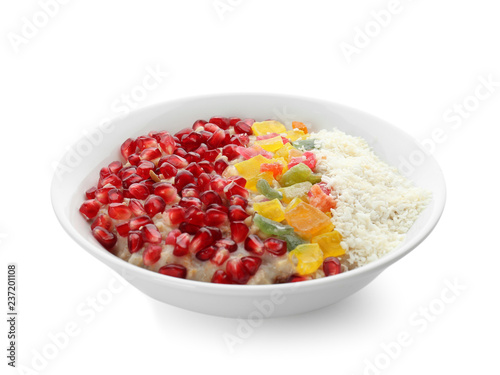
(51, 93), (446, 318)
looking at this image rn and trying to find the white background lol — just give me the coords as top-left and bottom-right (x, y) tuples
(1, 0), (499, 374)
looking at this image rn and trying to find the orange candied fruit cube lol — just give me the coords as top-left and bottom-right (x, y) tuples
(292, 121), (308, 134)
(284, 202), (335, 240)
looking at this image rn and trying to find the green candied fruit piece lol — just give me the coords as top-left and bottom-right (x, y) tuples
(256, 179), (283, 200)
(253, 214), (295, 237)
(279, 163), (314, 187)
(292, 138), (316, 150)
(282, 233), (307, 252)
(308, 174), (322, 184)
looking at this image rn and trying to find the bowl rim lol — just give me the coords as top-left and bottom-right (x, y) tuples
(51, 92), (447, 293)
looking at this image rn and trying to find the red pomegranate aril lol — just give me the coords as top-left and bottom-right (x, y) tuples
(149, 130), (168, 142)
(211, 248), (230, 266)
(158, 162), (178, 179)
(129, 215), (153, 230)
(206, 227), (222, 241)
(241, 256), (262, 276)
(189, 228), (214, 253)
(196, 246), (217, 261)
(181, 131), (203, 152)
(207, 129), (225, 149)
(174, 170), (196, 191)
(108, 161), (122, 175)
(178, 222), (201, 234)
(85, 186), (97, 199)
(211, 270), (231, 284)
(225, 182), (249, 199)
(288, 275), (312, 283)
(244, 234), (265, 255)
(140, 147), (162, 161)
(181, 185), (200, 198)
(205, 208), (228, 226)
(142, 224), (162, 244)
(179, 197), (202, 209)
(129, 199), (146, 216)
(128, 183), (150, 200)
(143, 244), (162, 266)
(229, 205), (250, 222)
(165, 229), (182, 246)
(194, 143), (209, 157)
(197, 173), (212, 191)
(197, 160), (214, 174)
(100, 167), (111, 180)
(122, 173), (143, 189)
(215, 238), (238, 253)
(116, 222), (130, 237)
(185, 152), (201, 164)
(91, 214), (112, 231)
(166, 154), (188, 169)
(213, 158), (229, 175)
(173, 232), (190, 256)
(128, 154), (141, 166)
(127, 231), (143, 253)
(323, 257), (342, 276)
(118, 166), (137, 180)
(209, 177), (229, 196)
(144, 195), (166, 217)
(121, 138), (137, 159)
(185, 162), (204, 177)
(229, 117), (241, 126)
(174, 147), (188, 157)
(136, 160), (155, 179)
(226, 258), (250, 284)
(234, 133), (250, 146)
(153, 182), (178, 204)
(99, 174), (122, 189)
(136, 136), (158, 150)
(123, 189), (133, 199)
(204, 149), (220, 162)
(158, 132), (175, 154)
(175, 127), (193, 140)
(209, 117), (230, 130)
(234, 121), (253, 135)
(185, 206), (205, 226)
(167, 206), (186, 225)
(229, 176), (246, 187)
(95, 187), (113, 204)
(206, 203), (229, 214)
(204, 122), (220, 133)
(200, 190), (222, 207)
(192, 119), (208, 130)
(159, 264), (187, 278)
(108, 203), (132, 220)
(264, 238), (287, 256)
(221, 130), (232, 147)
(92, 226), (117, 250)
(229, 195), (248, 209)
(230, 221), (249, 243)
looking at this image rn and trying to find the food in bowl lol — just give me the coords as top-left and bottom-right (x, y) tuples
(79, 117), (430, 285)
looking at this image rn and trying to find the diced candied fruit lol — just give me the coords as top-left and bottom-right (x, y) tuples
(285, 129), (306, 142)
(292, 121), (308, 134)
(281, 233), (307, 252)
(289, 243), (323, 276)
(278, 181), (312, 203)
(308, 183), (337, 212)
(279, 163), (317, 187)
(256, 179), (282, 200)
(251, 120), (287, 136)
(288, 151), (317, 171)
(253, 214), (295, 237)
(292, 138), (316, 150)
(260, 157), (287, 179)
(311, 230), (345, 258)
(285, 197), (304, 213)
(284, 202), (335, 240)
(254, 136), (284, 152)
(253, 199), (285, 222)
(274, 142), (295, 162)
(234, 154), (270, 180)
(245, 172), (275, 192)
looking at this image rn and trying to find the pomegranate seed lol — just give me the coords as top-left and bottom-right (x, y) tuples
(142, 224), (162, 244)
(234, 121), (253, 135)
(214, 158), (229, 175)
(185, 206), (205, 226)
(204, 123), (220, 133)
(206, 227), (222, 241)
(108, 203), (132, 220)
(241, 256), (262, 275)
(226, 258), (250, 284)
(198, 160), (214, 173)
(244, 234), (265, 255)
(229, 205), (249, 222)
(129, 215), (153, 230)
(158, 162), (178, 179)
(264, 238), (287, 256)
(153, 182), (178, 204)
(99, 174), (122, 189)
(128, 183), (150, 200)
(181, 131), (203, 152)
(165, 229), (181, 246)
(85, 186), (97, 199)
(175, 127), (192, 140)
(230, 221), (249, 243)
(205, 208), (228, 226)
(143, 244), (162, 266)
(192, 119), (208, 130)
(194, 143), (209, 157)
(127, 231), (143, 253)
(222, 144), (239, 161)
(207, 129), (225, 149)
(233, 133), (250, 146)
(179, 197), (202, 209)
(128, 154), (141, 166)
(209, 177), (229, 196)
(229, 117), (241, 126)
(136, 136), (158, 150)
(211, 248), (230, 266)
(121, 138), (137, 159)
(174, 170), (196, 191)
(173, 232), (190, 256)
(122, 174), (143, 189)
(229, 195), (248, 209)
(189, 228), (214, 253)
(129, 199), (146, 216)
(185, 152), (201, 164)
(123, 189), (133, 199)
(323, 257), (342, 276)
(204, 149), (220, 162)
(200, 191), (222, 207)
(100, 167), (111, 180)
(207, 203), (228, 214)
(288, 275), (312, 283)
(174, 147), (188, 158)
(95, 187), (113, 204)
(222, 130), (232, 147)
(196, 246), (217, 261)
(159, 133), (176, 154)
(118, 166), (137, 180)
(116, 222), (130, 237)
(178, 222), (201, 234)
(136, 160), (155, 179)
(181, 185), (200, 198)
(197, 173), (212, 191)
(209, 117), (230, 130)
(241, 118), (255, 126)
(92, 226), (117, 250)
(229, 176), (246, 187)
(91, 214), (112, 231)
(211, 269), (231, 284)
(224, 182), (249, 199)
(149, 130), (168, 142)
(109, 160), (122, 174)
(140, 147), (161, 161)
(144, 195), (166, 217)
(215, 238), (238, 253)
(185, 162), (204, 177)
(166, 155), (188, 169)
(167, 206), (186, 225)
(159, 264), (187, 278)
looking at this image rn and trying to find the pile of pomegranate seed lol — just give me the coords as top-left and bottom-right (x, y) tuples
(79, 116), (301, 284)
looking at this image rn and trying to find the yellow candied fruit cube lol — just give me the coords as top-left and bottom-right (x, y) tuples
(234, 154), (269, 180)
(289, 243), (323, 276)
(311, 231), (345, 258)
(255, 136), (284, 152)
(285, 197), (304, 213)
(278, 181), (312, 203)
(253, 199), (285, 222)
(274, 143), (295, 162)
(251, 121), (287, 136)
(284, 202), (335, 240)
(285, 129), (306, 142)
(288, 148), (304, 159)
(245, 171), (275, 192)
